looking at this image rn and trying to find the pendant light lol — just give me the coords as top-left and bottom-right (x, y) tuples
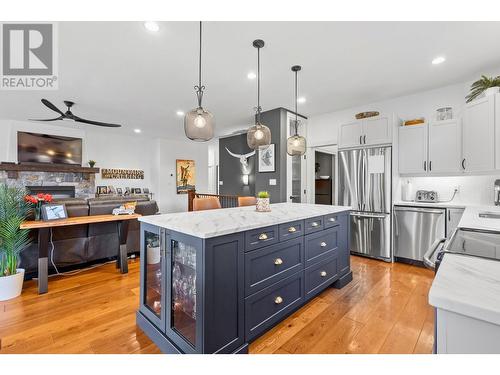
(286, 65), (306, 156)
(247, 39), (271, 150)
(184, 21), (215, 142)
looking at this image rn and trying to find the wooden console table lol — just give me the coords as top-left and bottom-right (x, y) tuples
(20, 214), (141, 294)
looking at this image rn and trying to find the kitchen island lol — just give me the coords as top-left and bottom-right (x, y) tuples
(136, 203), (351, 354)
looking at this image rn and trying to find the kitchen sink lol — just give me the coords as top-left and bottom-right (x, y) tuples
(478, 212), (500, 219)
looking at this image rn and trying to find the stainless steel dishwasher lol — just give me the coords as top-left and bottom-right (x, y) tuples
(393, 206), (446, 264)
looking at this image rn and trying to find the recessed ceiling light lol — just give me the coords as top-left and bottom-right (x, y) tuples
(144, 21), (160, 32)
(297, 97), (306, 104)
(134, 129), (142, 133)
(176, 110), (185, 116)
(247, 72), (257, 80)
(432, 56), (446, 65)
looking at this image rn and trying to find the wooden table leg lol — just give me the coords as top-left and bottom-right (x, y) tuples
(117, 220), (129, 274)
(38, 228), (50, 294)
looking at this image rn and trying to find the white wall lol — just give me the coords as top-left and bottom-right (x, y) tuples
(0, 119), (210, 213)
(158, 138), (209, 214)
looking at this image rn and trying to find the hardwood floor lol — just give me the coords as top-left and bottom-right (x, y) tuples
(0, 255), (434, 354)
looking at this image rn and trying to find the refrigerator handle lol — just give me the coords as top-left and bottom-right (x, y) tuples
(393, 210), (399, 237)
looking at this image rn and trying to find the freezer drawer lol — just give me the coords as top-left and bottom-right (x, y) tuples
(350, 212), (391, 260)
(394, 206), (446, 262)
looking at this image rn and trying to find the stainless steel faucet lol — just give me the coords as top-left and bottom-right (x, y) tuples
(495, 179), (500, 206)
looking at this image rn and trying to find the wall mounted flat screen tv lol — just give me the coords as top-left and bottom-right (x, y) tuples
(17, 132), (83, 165)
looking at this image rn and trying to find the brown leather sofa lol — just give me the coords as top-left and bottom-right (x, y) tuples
(20, 197), (159, 276)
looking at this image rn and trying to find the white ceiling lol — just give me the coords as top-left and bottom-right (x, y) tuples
(2, 21), (500, 139)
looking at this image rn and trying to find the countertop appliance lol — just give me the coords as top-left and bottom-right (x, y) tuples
(393, 206), (446, 264)
(415, 190), (438, 203)
(339, 146), (392, 261)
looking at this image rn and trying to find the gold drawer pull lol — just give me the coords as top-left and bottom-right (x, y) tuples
(320, 271), (327, 277)
(288, 226), (296, 233)
(320, 242), (327, 247)
(274, 296), (283, 304)
(274, 258), (283, 265)
(329, 217), (336, 222)
(258, 233), (268, 240)
(311, 222), (319, 227)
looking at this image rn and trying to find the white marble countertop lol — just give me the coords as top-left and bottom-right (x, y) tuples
(457, 205), (500, 231)
(139, 202), (351, 238)
(429, 253), (500, 326)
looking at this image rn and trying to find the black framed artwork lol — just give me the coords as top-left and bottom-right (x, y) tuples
(116, 188), (123, 195)
(41, 204), (68, 221)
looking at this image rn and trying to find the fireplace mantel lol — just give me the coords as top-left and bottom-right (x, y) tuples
(0, 163), (99, 178)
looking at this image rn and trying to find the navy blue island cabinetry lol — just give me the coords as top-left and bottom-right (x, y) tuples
(136, 203), (352, 354)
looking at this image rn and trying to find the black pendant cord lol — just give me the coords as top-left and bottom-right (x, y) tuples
(256, 45), (261, 124)
(195, 21), (205, 108)
(294, 69), (298, 135)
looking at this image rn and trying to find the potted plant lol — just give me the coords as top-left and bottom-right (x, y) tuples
(466, 75), (500, 103)
(24, 193), (53, 221)
(88, 160), (96, 168)
(0, 185), (32, 301)
(256, 191), (271, 212)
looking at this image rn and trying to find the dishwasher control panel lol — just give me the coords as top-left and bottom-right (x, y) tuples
(415, 190), (438, 202)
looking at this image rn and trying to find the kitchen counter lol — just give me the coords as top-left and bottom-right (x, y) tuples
(139, 202), (351, 238)
(457, 205), (500, 231)
(429, 253), (500, 326)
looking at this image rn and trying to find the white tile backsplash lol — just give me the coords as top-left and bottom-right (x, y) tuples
(398, 175), (500, 206)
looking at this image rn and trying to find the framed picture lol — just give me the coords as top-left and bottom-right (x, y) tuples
(134, 188), (142, 194)
(41, 204), (68, 221)
(96, 186), (108, 195)
(258, 144), (275, 172)
(116, 188), (123, 195)
(143, 188), (150, 194)
(176, 159), (196, 194)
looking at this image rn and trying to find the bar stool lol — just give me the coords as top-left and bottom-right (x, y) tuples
(192, 197), (222, 211)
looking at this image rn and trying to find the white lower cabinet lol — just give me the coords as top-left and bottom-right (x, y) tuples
(446, 208), (464, 237)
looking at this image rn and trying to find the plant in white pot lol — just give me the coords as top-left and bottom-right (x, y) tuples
(0, 185), (32, 301)
(466, 75), (500, 103)
(256, 191), (271, 212)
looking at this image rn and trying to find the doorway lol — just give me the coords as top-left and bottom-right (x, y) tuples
(314, 150), (335, 205)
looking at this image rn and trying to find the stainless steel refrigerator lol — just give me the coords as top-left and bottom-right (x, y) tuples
(339, 146), (392, 261)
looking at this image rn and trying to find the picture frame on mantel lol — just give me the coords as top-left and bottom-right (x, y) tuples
(258, 144), (275, 172)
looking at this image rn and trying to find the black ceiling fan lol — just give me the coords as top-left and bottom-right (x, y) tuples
(30, 99), (122, 128)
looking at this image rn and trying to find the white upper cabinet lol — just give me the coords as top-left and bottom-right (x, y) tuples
(339, 120), (363, 148)
(363, 116), (392, 145)
(339, 115), (392, 149)
(463, 95), (495, 172)
(398, 124), (428, 174)
(428, 119), (462, 174)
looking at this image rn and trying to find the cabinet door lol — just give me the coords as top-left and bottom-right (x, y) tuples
(139, 223), (166, 332)
(363, 116), (392, 145)
(339, 121), (363, 149)
(398, 124), (428, 174)
(463, 96), (495, 172)
(429, 120), (462, 173)
(446, 208), (465, 237)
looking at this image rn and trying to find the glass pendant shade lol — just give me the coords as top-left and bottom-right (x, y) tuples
(184, 107), (215, 141)
(287, 133), (307, 156)
(247, 123), (271, 150)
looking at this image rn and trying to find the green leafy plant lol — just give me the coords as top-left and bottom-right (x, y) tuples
(0, 185), (32, 277)
(466, 75), (500, 103)
(257, 191), (270, 199)
(88, 160), (96, 168)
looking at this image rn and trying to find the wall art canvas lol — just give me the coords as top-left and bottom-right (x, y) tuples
(176, 159), (196, 194)
(258, 144), (275, 172)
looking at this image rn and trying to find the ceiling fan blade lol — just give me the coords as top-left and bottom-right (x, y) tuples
(29, 117), (64, 122)
(41, 99), (65, 116)
(74, 116), (122, 128)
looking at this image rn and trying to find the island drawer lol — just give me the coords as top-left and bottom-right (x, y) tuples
(305, 227), (338, 266)
(245, 225), (279, 252)
(245, 272), (303, 341)
(304, 255), (339, 301)
(324, 213), (340, 229)
(278, 220), (304, 242)
(245, 237), (304, 296)
(304, 216), (324, 234)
